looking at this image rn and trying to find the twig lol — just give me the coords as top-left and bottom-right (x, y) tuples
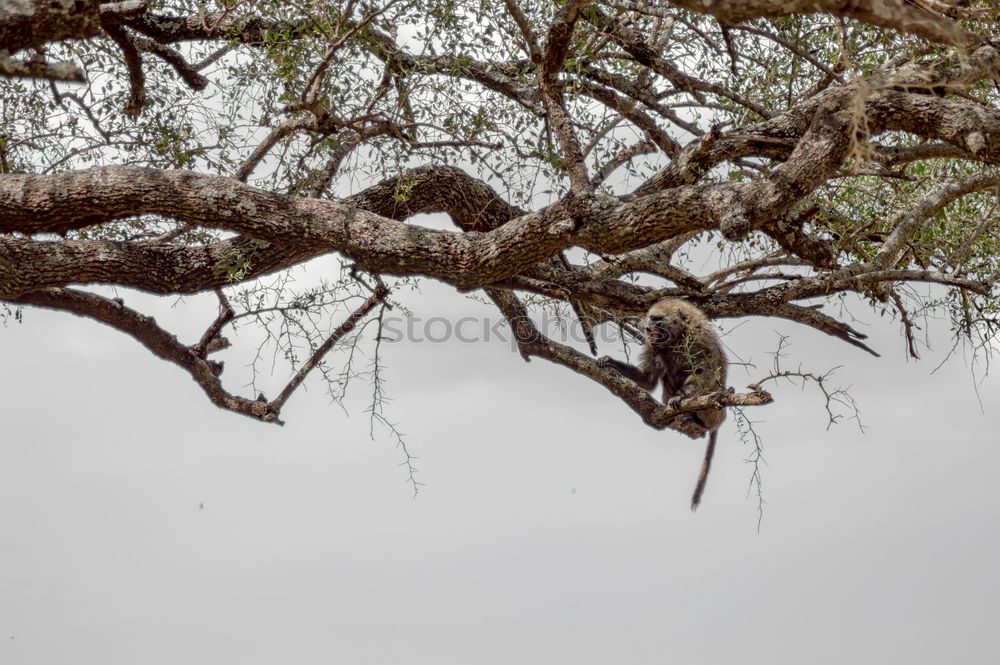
(270, 284), (388, 411)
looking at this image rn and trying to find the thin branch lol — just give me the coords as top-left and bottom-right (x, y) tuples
(889, 287), (921, 359)
(193, 289), (234, 358)
(134, 34), (208, 90)
(503, 0), (543, 62)
(874, 172), (1000, 270)
(270, 283), (388, 411)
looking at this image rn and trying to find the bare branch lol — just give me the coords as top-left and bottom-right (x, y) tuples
(503, 0), (542, 62)
(15, 288), (280, 422)
(101, 21), (145, 115)
(270, 284), (388, 412)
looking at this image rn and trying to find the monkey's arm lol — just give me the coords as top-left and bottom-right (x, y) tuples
(597, 357), (658, 391)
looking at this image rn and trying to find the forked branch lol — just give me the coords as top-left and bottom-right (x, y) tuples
(15, 284), (388, 424)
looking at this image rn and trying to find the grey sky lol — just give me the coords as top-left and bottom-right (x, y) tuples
(2, 279), (998, 664)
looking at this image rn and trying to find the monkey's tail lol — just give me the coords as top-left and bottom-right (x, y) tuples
(690, 430), (717, 511)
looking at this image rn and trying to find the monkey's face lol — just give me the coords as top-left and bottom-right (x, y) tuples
(645, 314), (676, 347)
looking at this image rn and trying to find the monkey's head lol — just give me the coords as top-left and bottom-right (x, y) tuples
(644, 300), (692, 348)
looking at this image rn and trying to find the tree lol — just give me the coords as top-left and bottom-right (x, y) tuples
(1, 1), (999, 468)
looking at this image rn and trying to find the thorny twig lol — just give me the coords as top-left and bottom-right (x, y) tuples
(732, 405), (766, 531)
(368, 301), (422, 496)
(759, 335), (864, 431)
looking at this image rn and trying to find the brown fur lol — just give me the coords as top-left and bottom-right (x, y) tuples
(600, 298), (727, 510)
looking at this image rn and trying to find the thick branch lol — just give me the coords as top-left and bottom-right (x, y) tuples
(0, 53), (84, 81)
(0, 0), (102, 52)
(124, 12), (303, 44)
(0, 166), (722, 295)
(870, 91), (1000, 164)
(666, 0), (977, 45)
(342, 165), (523, 231)
(0, 234), (317, 298)
(760, 205), (839, 269)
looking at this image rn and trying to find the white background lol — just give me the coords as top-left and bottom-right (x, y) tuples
(2, 280), (999, 664)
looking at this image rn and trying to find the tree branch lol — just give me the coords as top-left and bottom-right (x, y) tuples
(15, 287), (279, 422)
(666, 0), (977, 46)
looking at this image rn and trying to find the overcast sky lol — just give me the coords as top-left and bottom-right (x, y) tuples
(2, 276), (999, 664)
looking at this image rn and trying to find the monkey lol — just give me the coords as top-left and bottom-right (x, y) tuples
(599, 298), (727, 510)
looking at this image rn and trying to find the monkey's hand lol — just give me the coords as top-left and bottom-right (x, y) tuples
(597, 356), (613, 368)
(666, 395), (683, 410)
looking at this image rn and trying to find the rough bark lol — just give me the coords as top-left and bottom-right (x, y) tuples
(0, 0), (103, 52)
